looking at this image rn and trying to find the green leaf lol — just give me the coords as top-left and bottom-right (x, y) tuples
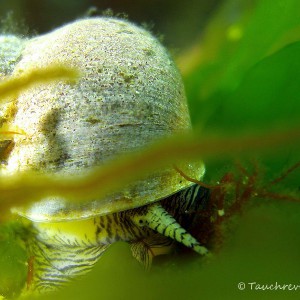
(0, 223), (28, 299)
(206, 41), (300, 132)
(184, 0), (300, 129)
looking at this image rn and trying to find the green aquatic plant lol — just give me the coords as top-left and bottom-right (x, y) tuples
(0, 128), (299, 214)
(0, 65), (78, 140)
(0, 65), (79, 105)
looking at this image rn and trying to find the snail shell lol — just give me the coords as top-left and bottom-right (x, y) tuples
(4, 17), (205, 221)
(0, 34), (26, 79)
(0, 35), (26, 160)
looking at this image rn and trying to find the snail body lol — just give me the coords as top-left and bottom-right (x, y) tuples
(1, 17), (207, 293)
(29, 184), (210, 292)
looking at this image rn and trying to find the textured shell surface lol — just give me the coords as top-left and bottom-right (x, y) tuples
(3, 17), (205, 222)
(0, 34), (27, 154)
(0, 34), (27, 79)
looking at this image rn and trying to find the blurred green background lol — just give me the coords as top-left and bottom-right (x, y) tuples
(0, 0), (221, 52)
(0, 0), (300, 299)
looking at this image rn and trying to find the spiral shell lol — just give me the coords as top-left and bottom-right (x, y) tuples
(4, 17), (204, 222)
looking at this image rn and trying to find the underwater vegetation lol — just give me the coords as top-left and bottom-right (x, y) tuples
(0, 0), (300, 299)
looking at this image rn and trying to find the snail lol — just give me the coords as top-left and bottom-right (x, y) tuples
(0, 17), (208, 293)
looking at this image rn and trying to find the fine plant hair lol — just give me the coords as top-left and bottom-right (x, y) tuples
(0, 11), (30, 37)
(85, 7), (129, 20)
